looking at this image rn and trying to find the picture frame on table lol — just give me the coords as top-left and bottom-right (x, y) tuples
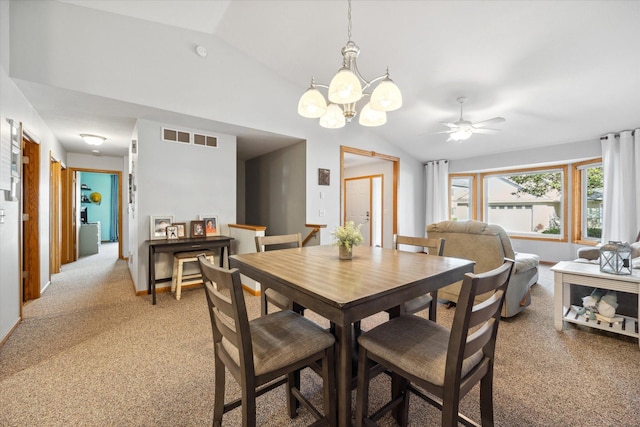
(199, 214), (220, 236)
(172, 222), (186, 239)
(165, 225), (179, 240)
(150, 215), (174, 240)
(190, 220), (206, 238)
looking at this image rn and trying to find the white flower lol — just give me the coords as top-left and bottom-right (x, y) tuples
(332, 221), (364, 251)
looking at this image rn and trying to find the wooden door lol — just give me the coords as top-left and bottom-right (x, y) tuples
(22, 136), (40, 301)
(50, 156), (62, 274)
(345, 177), (372, 245)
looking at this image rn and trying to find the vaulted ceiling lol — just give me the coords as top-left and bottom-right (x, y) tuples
(11, 1), (640, 162)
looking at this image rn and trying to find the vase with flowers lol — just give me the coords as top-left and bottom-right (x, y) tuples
(332, 221), (364, 260)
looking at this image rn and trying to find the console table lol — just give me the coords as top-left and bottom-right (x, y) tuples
(147, 236), (233, 305)
(552, 261), (640, 347)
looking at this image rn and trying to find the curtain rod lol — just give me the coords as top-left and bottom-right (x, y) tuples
(600, 129), (637, 140)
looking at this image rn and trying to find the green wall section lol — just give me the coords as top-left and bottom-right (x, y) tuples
(80, 172), (116, 241)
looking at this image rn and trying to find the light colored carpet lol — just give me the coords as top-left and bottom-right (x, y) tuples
(1, 244), (640, 426)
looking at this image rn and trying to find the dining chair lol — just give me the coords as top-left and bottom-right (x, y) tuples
(197, 254), (336, 427)
(353, 235), (445, 338)
(255, 233), (303, 316)
(355, 259), (514, 427)
(392, 234), (445, 321)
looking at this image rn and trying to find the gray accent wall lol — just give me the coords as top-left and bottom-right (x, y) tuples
(245, 141), (307, 238)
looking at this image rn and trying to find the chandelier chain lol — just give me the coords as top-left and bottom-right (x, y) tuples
(347, 0), (352, 41)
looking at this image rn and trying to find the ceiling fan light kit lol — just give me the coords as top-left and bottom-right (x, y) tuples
(297, 0), (402, 129)
(439, 97), (505, 142)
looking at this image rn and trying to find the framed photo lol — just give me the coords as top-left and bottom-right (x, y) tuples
(190, 220), (206, 238)
(165, 225), (179, 240)
(150, 215), (174, 240)
(318, 168), (330, 186)
(172, 222), (186, 238)
(199, 214), (220, 236)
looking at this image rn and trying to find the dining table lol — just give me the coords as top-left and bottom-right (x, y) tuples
(229, 244), (475, 426)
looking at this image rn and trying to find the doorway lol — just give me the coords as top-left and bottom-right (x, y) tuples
(340, 146), (398, 248)
(344, 175), (383, 246)
(62, 168), (123, 262)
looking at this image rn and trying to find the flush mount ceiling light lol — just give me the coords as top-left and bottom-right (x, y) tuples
(297, 0), (402, 129)
(80, 134), (106, 146)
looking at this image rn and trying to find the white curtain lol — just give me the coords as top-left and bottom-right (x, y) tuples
(601, 129), (640, 243)
(425, 160), (449, 229)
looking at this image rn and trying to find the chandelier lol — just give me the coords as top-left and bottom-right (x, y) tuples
(297, 0), (402, 129)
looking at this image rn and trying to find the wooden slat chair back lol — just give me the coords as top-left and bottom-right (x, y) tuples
(393, 234), (445, 320)
(255, 233), (303, 316)
(198, 254), (336, 427)
(356, 259), (514, 427)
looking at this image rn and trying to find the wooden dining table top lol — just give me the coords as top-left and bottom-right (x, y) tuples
(230, 244), (475, 322)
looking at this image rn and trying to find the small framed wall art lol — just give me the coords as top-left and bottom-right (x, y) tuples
(150, 215), (174, 240)
(318, 168), (330, 186)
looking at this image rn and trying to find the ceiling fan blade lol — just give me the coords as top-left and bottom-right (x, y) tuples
(472, 128), (501, 134)
(472, 117), (505, 128)
(433, 130), (454, 134)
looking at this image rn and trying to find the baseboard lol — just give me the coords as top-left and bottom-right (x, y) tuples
(0, 317), (22, 349)
(242, 284), (260, 296)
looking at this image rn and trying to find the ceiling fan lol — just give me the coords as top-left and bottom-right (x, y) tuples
(437, 97), (505, 142)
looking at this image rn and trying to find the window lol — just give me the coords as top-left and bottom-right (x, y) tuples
(573, 159), (602, 242)
(481, 166), (567, 240)
(449, 175), (475, 221)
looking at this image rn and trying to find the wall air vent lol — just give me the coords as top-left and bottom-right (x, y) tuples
(162, 128), (190, 144)
(193, 133), (217, 148)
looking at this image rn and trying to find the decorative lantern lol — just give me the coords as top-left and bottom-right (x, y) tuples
(599, 241), (632, 275)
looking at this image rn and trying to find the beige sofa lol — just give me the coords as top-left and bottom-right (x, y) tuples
(426, 220), (539, 317)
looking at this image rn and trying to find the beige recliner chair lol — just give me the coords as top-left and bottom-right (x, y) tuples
(427, 220), (539, 317)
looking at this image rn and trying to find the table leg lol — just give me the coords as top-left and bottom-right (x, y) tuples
(219, 246), (225, 268)
(553, 271), (563, 331)
(335, 323), (353, 426)
(149, 247), (157, 305)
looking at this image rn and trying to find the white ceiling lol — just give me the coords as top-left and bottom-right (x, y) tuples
(17, 1), (640, 162)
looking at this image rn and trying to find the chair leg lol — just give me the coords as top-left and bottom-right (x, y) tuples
(171, 257), (179, 292)
(176, 260), (184, 300)
(241, 380), (257, 427)
(441, 388), (461, 427)
(213, 355), (225, 427)
(428, 290), (438, 321)
(260, 291), (268, 316)
(479, 366), (495, 427)
(355, 346), (371, 427)
(286, 370), (300, 418)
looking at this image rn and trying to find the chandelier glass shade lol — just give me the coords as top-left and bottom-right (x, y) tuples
(297, 0), (401, 129)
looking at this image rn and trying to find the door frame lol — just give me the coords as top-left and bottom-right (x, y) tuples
(22, 129), (40, 301)
(340, 146), (399, 243)
(62, 168), (123, 261)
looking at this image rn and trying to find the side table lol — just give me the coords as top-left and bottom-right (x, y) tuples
(552, 261), (640, 347)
